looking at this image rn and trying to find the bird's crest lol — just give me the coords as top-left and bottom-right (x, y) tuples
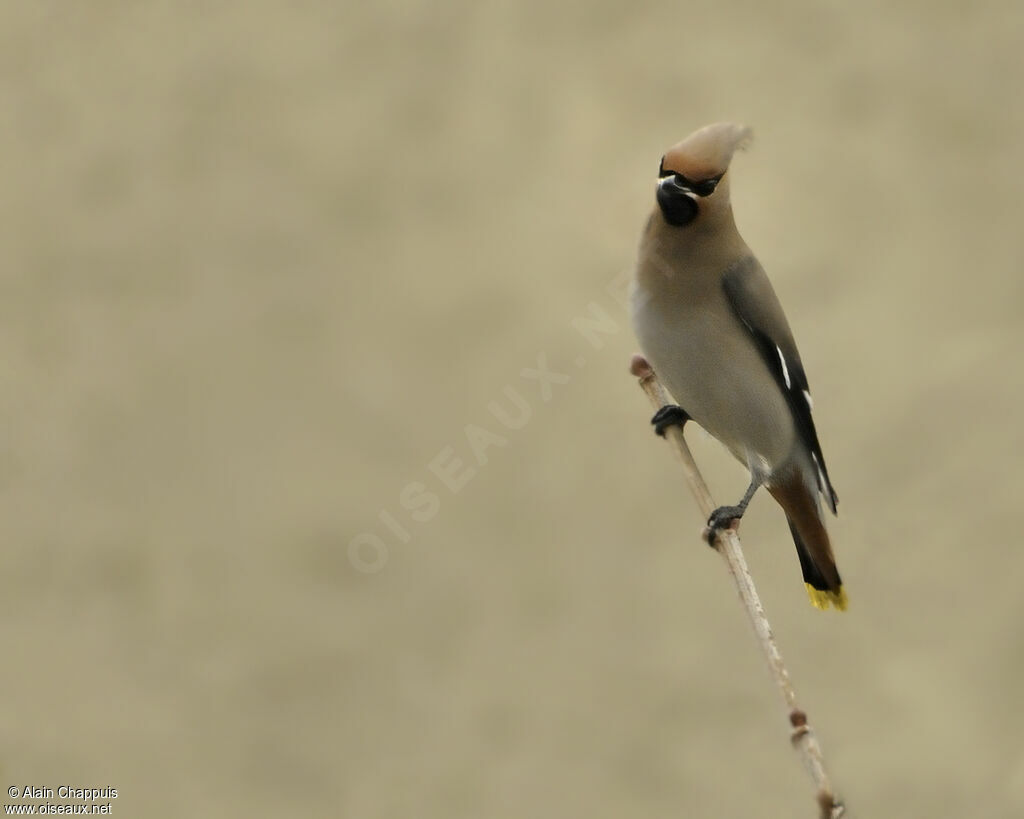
(660, 123), (753, 182)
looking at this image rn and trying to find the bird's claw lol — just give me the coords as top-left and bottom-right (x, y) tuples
(650, 404), (690, 437)
(703, 505), (745, 547)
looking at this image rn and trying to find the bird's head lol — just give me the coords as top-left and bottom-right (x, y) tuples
(655, 122), (752, 227)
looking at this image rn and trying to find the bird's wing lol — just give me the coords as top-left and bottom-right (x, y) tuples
(721, 257), (838, 513)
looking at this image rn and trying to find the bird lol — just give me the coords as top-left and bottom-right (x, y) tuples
(630, 122), (846, 611)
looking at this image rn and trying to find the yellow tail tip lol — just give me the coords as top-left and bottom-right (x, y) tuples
(806, 584), (848, 611)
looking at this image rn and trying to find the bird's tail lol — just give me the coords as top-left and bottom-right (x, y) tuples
(769, 475), (847, 611)
(787, 517), (847, 610)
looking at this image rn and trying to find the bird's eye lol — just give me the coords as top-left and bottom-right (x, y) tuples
(690, 175), (722, 197)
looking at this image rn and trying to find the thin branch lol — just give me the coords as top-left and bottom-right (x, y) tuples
(629, 354), (845, 819)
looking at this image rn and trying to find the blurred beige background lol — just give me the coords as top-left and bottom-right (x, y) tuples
(2, 2), (1022, 817)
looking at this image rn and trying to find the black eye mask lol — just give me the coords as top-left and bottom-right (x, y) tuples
(657, 157), (723, 196)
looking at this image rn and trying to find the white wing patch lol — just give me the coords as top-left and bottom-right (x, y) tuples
(776, 345), (791, 389)
(803, 389), (813, 410)
(811, 451), (828, 495)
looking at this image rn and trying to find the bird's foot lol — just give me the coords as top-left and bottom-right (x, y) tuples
(651, 404), (689, 437)
(703, 505), (746, 548)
